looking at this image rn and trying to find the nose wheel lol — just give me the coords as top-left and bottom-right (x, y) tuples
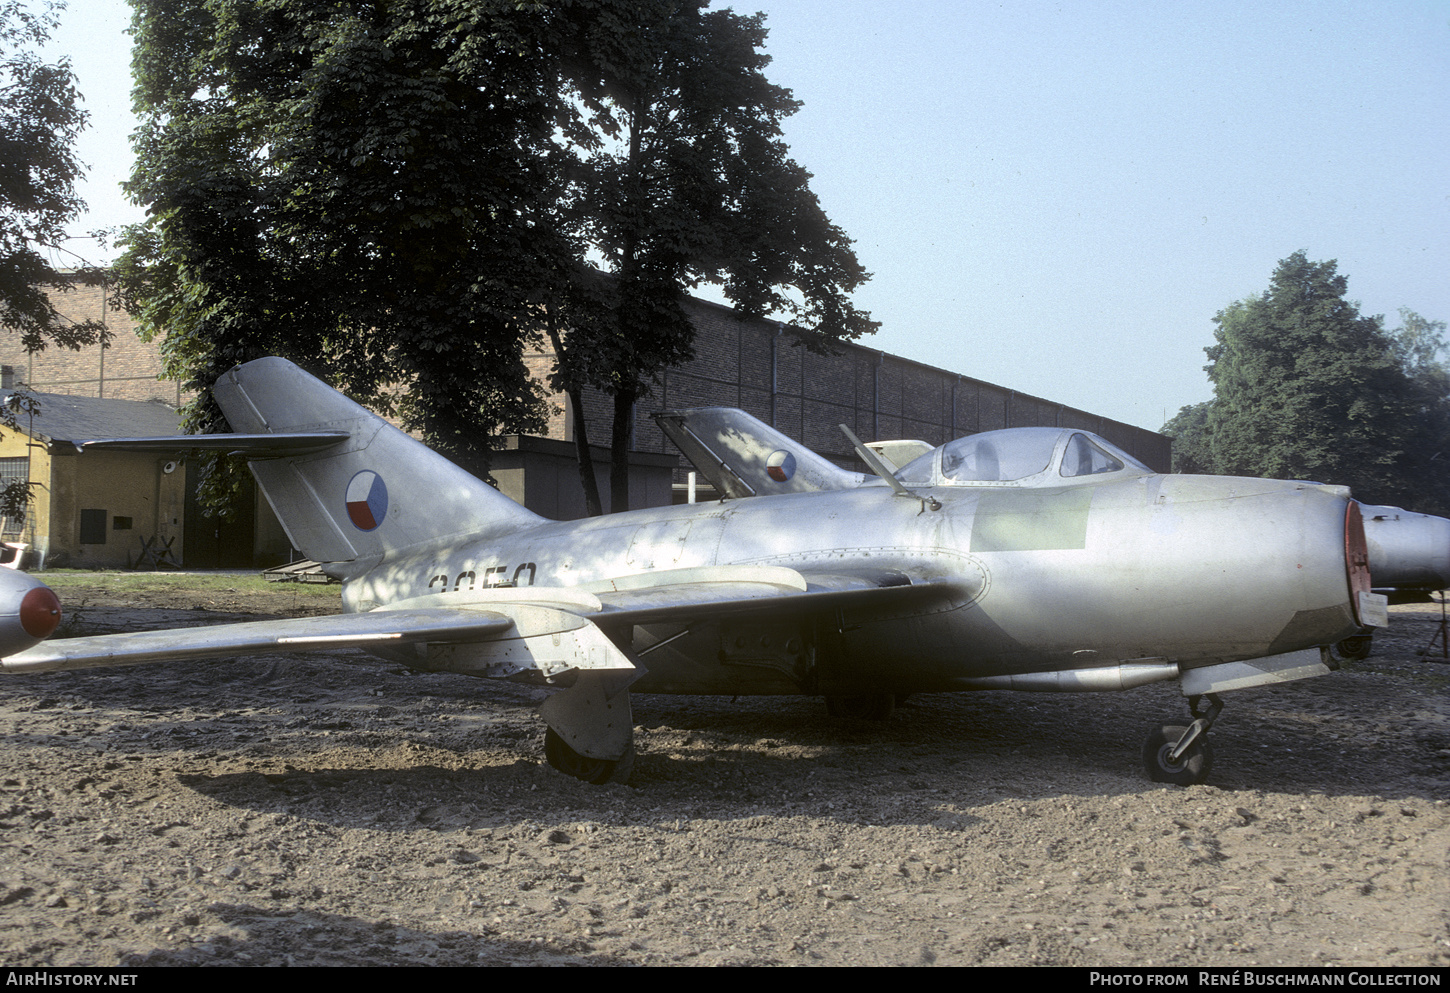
(1335, 635), (1373, 661)
(1143, 694), (1221, 786)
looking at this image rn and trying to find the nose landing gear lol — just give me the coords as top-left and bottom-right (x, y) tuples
(1143, 693), (1222, 786)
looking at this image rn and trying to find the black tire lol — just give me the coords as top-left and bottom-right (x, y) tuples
(1336, 635), (1373, 661)
(825, 693), (896, 721)
(544, 727), (635, 785)
(1142, 723), (1213, 786)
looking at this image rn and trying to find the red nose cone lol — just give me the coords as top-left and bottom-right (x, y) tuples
(20, 586), (61, 639)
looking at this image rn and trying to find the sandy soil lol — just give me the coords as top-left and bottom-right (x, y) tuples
(1, 579), (1447, 967)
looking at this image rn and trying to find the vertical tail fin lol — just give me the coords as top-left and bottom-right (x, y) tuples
(214, 357), (543, 567)
(653, 407), (867, 497)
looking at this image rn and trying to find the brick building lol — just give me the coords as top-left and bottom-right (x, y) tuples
(5, 280), (1172, 560)
(542, 296), (1172, 487)
(0, 273), (187, 405)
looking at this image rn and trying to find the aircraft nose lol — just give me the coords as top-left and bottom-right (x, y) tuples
(20, 586), (62, 639)
(0, 570), (63, 658)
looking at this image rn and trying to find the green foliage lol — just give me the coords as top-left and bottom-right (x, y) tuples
(0, 1), (107, 525)
(1384, 308), (1450, 513)
(1160, 401), (1213, 474)
(547, 0), (875, 510)
(115, 0), (875, 516)
(0, 0), (106, 351)
(115, 0), (569, 497)
(1179, 251), (1448, 513)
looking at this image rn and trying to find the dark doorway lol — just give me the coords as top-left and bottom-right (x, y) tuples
(183, 466), (258, 568)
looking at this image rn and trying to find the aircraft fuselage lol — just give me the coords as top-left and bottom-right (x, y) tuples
(342, 471), (1361, 696)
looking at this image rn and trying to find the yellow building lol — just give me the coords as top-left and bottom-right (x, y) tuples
(0, 391), (188, 569)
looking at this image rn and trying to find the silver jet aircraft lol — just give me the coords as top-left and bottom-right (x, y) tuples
(1331, 503), (1450, 659)
(1361, 504), (1450, 594)
(0, 358), (1388, 786)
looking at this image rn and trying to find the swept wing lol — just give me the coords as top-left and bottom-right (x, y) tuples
(1, 566), (967, 681)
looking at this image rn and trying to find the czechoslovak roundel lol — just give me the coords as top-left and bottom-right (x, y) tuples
(766, 450), (796, 483)
(345, 470), (388, 531)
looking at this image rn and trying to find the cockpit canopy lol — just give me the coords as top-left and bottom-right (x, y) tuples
(893, 427), (1152, 488)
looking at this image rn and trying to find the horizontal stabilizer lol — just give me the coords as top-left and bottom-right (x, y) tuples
(48, 433), (351, 457)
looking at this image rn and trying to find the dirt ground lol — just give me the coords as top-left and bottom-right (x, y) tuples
(1, 577), (1447, 967)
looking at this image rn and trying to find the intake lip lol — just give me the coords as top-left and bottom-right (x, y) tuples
(20, 585), (61, 640)
(1344, 501), (1372, 624)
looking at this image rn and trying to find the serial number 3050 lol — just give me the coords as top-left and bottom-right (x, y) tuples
(426, 563), (537, 592)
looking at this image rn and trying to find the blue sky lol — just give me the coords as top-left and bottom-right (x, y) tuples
(49, 0), (1450, 432)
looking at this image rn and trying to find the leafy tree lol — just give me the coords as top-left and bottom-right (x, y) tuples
(1, 0), (106, 519)
(115, 0), (575, 495)
(0, 0), (104, 352)
(553, 1), (875, 512)
(118, 0), (874, 516)
(1384, 308), (1450, 513)
(1195, 251), (1446, 511)
(1160, 401), (1214, 474)
(1390, 308), (1450, 389)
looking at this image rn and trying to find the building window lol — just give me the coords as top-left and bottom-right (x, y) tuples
(112, 516), (133, 531)
(0, 457), (30, 535)
(80, 509), (107, 544)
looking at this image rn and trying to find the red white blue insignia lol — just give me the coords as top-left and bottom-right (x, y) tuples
(766, 450), (797, 483)
(345, 470), (388, 531)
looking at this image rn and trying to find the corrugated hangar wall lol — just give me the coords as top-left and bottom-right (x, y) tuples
(557, 297), (1172, 476)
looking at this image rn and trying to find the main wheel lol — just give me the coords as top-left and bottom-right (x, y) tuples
(825, 693), (896, 721)
(544, 727), (636, 785)
(1142, 724), (1213, 786)
(1336, 635), (1373, 661)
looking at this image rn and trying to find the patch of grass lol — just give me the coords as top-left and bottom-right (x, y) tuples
(33, 569), (343, 600)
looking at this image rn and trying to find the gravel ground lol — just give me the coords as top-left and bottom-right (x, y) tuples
(1, 579), (1447, 967)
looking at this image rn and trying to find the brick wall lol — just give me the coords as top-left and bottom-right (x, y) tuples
(15, 280), (1173, 472)
(580, 298), (1175, 474)
(0, 274), (186, 404)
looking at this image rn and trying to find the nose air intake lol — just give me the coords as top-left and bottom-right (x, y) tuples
(20, 586), (62, 640)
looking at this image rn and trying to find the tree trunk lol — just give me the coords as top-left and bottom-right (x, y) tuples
(568, 385), (603, 518)
(606, 94), (646, 515)
(545, 314), (603, 517)
(609, 390), (634, 513)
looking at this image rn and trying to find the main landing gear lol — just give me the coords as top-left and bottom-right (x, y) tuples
(544, 727), (635, 785)
(538, 670), (637, 785)
(1143, 693), (1222, 786)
